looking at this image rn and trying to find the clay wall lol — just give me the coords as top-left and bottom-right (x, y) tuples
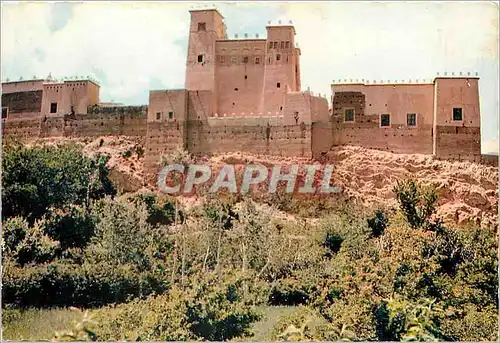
(186, 121), (312, 158)
(1, 117), (41, 140)
(1, 80), (44, 93)
(282, 92), (312, 125)
(188, 90), (214, 120)
(207, 115), (284, 127)
(215, 39), (266, 115)
(148, 89), (188, 122)
(41, 83), (67, 116)
(185, 9), (226, 91)
(434, 126), (481, 160)
(39, 107), (147, 138)
(1, 90), (43, 118)
(144, 121), (186, 182)
(434, 78), (480, 127)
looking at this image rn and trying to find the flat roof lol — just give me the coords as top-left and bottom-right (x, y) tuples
(189, 8), (224, 19)
(216, 39), (266, 43)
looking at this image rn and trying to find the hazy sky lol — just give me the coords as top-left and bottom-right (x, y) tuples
(1, 1), (498, 154)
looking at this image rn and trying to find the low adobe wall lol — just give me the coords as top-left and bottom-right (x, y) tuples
(434, 126), (481, 161)
(39, 107), (147, 138)
(1, 117), (41, 140)
(186, 121), (312, 158)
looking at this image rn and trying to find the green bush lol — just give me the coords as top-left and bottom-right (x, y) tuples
(393, 179), (438, 229)
(1, 143), (115, 222)
(2, 261), (166, 308)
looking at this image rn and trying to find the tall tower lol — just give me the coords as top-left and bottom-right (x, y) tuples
(185, 9), (227, 91)
(262, 24), (300, 114)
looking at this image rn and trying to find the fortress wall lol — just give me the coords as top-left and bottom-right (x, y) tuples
(434, 78), (480, 127)
(311, 95), (330, 123)
(148, 90), (188, 122)
(1, 117), (41, 140)
(311, 122), (333, 158)
(435, 126), (481, 160)
(282, 92), (312, 125)
(38, 108), (147, 138)
(206, 116), (284, 127)
(187, 121), (312, 157)
(331, 113), (433, 154)
(144, 121), (186, 182)
(188, 90), (214, 120)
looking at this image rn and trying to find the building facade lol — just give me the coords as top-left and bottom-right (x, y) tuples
(1, 8), (485, 177)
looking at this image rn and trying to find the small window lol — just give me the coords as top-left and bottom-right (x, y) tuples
(197, 55), (203, 63)
(231, 56), (237, 64)
(50, 103), (57, 113)
(285, 41), (290, 48)
(2, 107), (8, 119)
(156, 112), (161, 120)
(276, 54), (281, 61)
(219, 56), (225, 64)
(407, 113), (416, 126)
(280, 41), (285, 49)
(344, 108), (354, 122)
(244, 75), (247, 80)
(198, 22), (206, 31)
(168, 111), (174, 119)
(453, 107), (463, 121)
(243, 56), (249, 64)
(276, 82), (281, 88)
(255, 57), (260, 64)
(273, 41), (278, 49)
(268, 42), (273, 50)
(380, 114), (391, 127)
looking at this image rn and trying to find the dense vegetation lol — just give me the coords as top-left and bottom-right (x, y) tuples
(2, 143), (498, 341)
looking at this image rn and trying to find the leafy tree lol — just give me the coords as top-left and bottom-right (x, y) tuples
(1, 143), (116, 222)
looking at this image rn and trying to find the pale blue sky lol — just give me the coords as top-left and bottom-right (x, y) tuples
(1, 1), (498, 154)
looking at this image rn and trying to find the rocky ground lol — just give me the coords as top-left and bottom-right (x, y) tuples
(29, 136), (499, 228)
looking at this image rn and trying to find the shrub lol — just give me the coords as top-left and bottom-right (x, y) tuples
(367, 209), (388, 238)
(1, 143), (115, 222)
(393, 179), (438, 229)
(41, 205), (95, 250)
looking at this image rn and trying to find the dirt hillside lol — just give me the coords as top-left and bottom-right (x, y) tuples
(27, 136), (498, 228)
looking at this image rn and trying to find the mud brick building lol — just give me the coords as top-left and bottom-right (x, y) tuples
(1, 8), (486, 180)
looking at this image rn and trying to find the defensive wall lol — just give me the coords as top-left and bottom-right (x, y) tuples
(1, 8), (495, 183)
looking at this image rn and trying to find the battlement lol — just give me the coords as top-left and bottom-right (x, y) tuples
(1, 7), (486, 172)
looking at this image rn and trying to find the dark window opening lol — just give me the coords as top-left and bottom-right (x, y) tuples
(276, 54), (281, 61)
(281, 41), (285, 49)
(286, 41), (290, 48)
(156, 112), (161, 120)
(2, 107), (8, 119)
(453, 107), (463, 121)
(344, 108), (354, 122)
(197, 54), (203, 63)
(381, 114), (391, 127)
(219, 56), (225, 64)
(244, 75), (248, 80)
(280, 106), (283, 110)
(255, 57), (260, 64)
(294, 111), (299, 125)
(168, 111), (174, 119)
(268, 42), (273, 50)
(243, 56), (249, 63)
(407, 113), (416, 126)
(232, 102), (235, 106)
(234, 88), (239, 91)
(273, 41), (278, 49)
(50, 103), (57, 113)
(276, 82), (281, 88)
(198, 22), (206, 31)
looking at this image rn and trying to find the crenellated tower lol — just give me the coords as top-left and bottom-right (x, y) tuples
(185, 9), (227, 91)
(262, 24), (300, 114)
